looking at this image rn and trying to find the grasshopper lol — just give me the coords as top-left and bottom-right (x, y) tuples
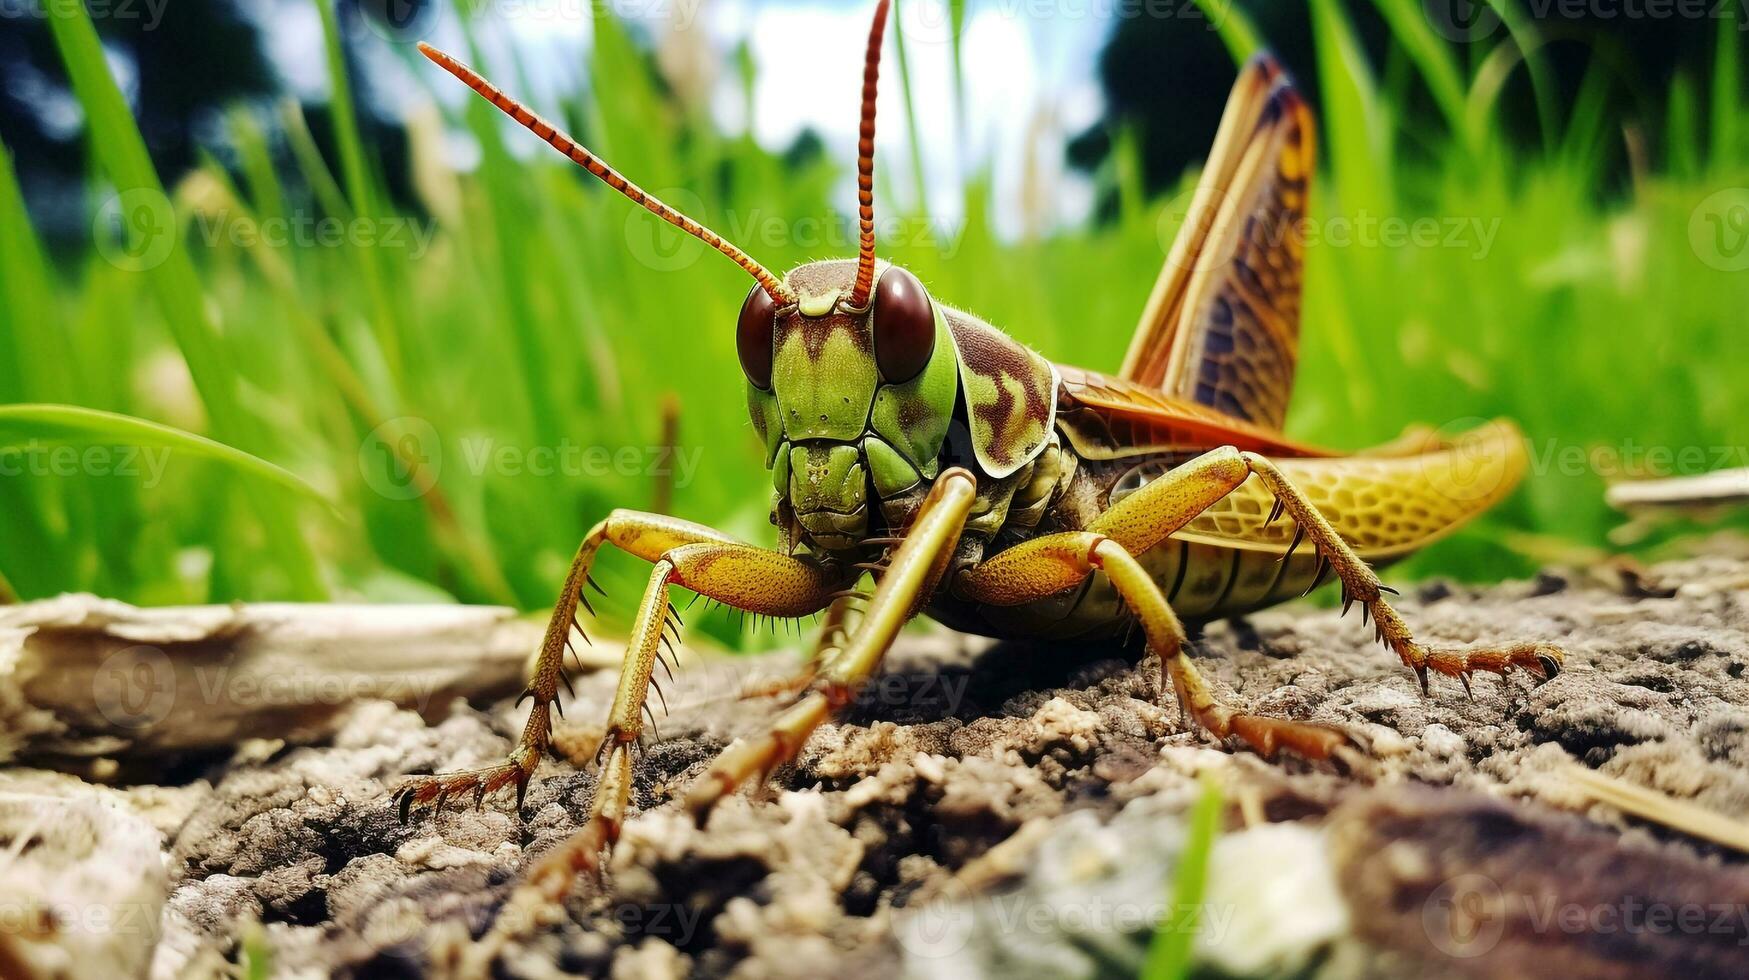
(400, 0), (1564, 893)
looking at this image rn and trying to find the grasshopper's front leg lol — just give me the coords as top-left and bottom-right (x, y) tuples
(478, 470), (975, 937)
(682, 468), (978, 817)
(393, 510), (843, 818)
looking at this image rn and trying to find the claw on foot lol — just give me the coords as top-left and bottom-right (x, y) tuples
(393, 760), (533, 822)
(1411, 640), (1566, 694)
(1226, 713), (1366, 770)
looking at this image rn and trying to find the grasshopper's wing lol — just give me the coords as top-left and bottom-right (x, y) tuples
(1056, 365), (1336, 460)
(1118, 54), (1313, 431)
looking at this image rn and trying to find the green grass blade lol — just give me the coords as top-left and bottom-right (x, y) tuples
(313, 0), (406, 383)
(1141, 774), (1224, 980)
(1368, 0), (1475, 150)
(0, 139), (76, 403)
(0, 405), (336, 511)
(892, 5), (932, 216)
(1489, 0), (1560, 151)
(1668, 73), (1699, 178)
(280, 98), (354, 222)
(44, 0), (326, 599)
(1309, 0), (1393, 209)
(0, 565), (16, 605)
(1194, 0), (1261, 62)
(1712, 6), (1740, 170)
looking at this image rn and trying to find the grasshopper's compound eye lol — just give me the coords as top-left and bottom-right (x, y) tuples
(872, 266), (934, 384)
(737, 285), (778, 390)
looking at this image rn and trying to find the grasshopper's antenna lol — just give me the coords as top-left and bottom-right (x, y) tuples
(847, 0), (892, 309)
(418, 43), (795, 306)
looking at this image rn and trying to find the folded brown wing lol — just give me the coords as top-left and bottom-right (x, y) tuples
(1118, 54), (1313, 432)
(1056, 365), (1336, 460)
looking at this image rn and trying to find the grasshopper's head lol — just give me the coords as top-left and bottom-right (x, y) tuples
(739, 259), (957, 551)
(422, 0), (960, 552)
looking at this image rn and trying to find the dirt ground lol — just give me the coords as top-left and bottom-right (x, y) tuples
(9, 555), (1749, 979)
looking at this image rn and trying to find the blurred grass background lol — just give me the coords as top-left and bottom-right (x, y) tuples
(0, 0), (1744, 643)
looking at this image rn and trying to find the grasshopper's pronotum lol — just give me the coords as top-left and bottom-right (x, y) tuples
(400, 0), (1564, 903)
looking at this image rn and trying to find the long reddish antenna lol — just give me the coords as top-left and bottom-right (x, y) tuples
(847, 0), (892, 309)
(419, 43), (794, 305)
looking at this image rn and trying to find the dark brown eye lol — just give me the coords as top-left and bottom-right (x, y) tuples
(737, 285), (777, 389)
(872, 266), (934, 384)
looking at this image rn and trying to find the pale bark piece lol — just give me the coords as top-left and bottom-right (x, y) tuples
(0, 594), (565, 764)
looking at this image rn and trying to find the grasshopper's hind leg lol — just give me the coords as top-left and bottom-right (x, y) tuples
(393, 511), (841, 819)
(1236, 454), (1565, 691)
(956, 532), (1358, 763)
(1061, 443), (1563, 694)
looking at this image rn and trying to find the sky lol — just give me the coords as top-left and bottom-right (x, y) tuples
(260, 0), (1116, 236)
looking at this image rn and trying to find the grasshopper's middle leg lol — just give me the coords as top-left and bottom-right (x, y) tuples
(394, 510), (841, 818)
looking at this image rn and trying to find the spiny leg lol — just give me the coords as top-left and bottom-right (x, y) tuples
(453, 536), (846, 972)
(1237, 452), (1564, 692)
(736, 591), (868, 702)
(955, 532), (1357, 763)
(394, 510), (836, 819)
(1012, 443), (1559, 695)
(684, 468), (979, 821)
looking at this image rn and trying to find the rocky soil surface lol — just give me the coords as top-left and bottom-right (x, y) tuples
(5, 556), (1749, 979)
